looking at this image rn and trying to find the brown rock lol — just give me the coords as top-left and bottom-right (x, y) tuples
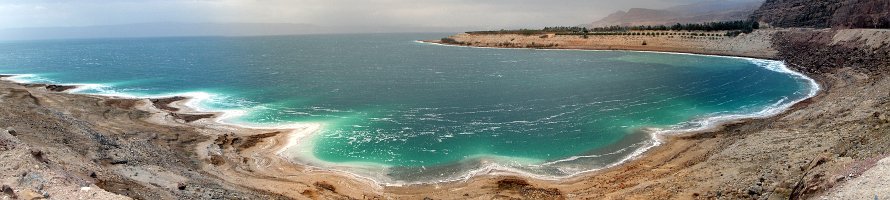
(30, 150), (49, 163)
(754, 0), (889, 28)
(171, 113), (215, 123)
(150, 96), (187, 111)
(209, 155), (225, 166)
(497, 178), (530, 191)
(19, 189), (44, 200)
(235, 132), (280, 151)
(44, 85), (76, 92)
(314, 182), (336, 192)
(1, 185), (15, 197)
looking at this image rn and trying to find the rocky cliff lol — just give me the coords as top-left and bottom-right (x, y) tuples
(774, 29), (890, 74)
(752, 0), (890, 28)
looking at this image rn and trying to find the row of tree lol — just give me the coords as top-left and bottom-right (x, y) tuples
(467, 29), (550, 35)
(594, 20), (760, 32)
(468, 20), (760, 36)
(559, 32), (728, 37)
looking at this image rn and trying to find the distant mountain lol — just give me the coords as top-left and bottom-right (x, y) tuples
(0, 23), (475, 41)
(588, 0), (764, 27)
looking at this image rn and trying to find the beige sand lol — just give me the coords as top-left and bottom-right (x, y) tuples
(433, 30), (779, 59)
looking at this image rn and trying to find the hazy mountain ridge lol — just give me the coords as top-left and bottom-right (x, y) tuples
(588, 0), (763, 27)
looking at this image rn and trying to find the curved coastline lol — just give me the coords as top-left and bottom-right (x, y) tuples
(408, 39), (822, 181)
(0, 40), (822, 187)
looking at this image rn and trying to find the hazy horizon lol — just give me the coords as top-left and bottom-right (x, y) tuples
(3, 0), (767, 29)
(0, 0), (763, 40)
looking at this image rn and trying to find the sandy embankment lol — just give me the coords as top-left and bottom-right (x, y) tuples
(432, 30), (779, 59)
(1, 29), (889, 200)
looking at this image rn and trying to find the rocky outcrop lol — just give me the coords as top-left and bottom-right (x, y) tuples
(832, 0), (890, 28)
(149, 96), (187, 112)
(0, 82), (288, 199)
(752, 0), (843, 28)
(752, 0), (890, 28)
(20, 83), (77, 92)
(773, 29), (890, 74)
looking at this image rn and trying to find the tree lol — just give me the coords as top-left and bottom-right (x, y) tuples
(582, 27), (589, 39)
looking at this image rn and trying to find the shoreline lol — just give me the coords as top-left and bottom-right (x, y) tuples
(0, 76), (394, 198)
(0, 43), (821, 187)
(2, 29), (887, 199)
(431, 30), (781, 60)
(402, 29), (889, 199)
(416, 39), (777, 60)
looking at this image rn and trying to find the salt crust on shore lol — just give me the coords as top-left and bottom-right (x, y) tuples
(0, 46), (821, 186)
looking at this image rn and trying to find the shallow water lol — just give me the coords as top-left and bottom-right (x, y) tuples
(0, 33), (817, 184)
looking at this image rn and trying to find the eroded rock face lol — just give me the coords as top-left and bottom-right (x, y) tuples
(832, 0), (890, 28)
(752, 0), (890, 28)
(773, 29), (890, 75)
(752, 0), (844, 28)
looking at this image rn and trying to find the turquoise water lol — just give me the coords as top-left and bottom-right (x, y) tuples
(0, 34), (817, 184)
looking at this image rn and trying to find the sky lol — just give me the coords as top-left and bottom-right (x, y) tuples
(0, 0), (721, 30)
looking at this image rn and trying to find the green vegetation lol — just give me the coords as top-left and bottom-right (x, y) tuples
(440, 37), (458, 44)
(466, 29), (552, 35)
(594, 20), (759, 32)
(467, 20), (761, 37)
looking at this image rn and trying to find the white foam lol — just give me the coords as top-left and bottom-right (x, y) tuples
(1, 74), (342, 182)
(174, 91), (249, 123)
(2, 45), (823, 186)
(0, 74), (255, 124)
(651, 59), (819, 136)
(2, 74), (53, 83)
(70, 83), (144, 98)
(1, 74), (145, 98)
(364, 41), (824, 186)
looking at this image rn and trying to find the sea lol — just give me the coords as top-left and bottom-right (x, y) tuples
(0, 33), (818, 185)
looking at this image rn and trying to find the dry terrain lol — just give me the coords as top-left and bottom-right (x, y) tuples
(436, 30), (778, 59)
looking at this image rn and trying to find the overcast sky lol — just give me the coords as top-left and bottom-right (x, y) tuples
(0, 0), (735, 30)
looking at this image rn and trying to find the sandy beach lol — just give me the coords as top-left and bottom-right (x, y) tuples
(1, 28), (889, 199)
(427, 30), (780, 59)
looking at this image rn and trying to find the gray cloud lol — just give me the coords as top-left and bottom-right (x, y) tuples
(0, 0), (751, 29)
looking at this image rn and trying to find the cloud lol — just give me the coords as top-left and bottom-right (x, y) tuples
(0, 0), (751, 29)
(0, 1), (216, 28)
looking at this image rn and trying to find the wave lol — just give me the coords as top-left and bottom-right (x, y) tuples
(388, 41), (825, 184)
(3, 73), (55, 84)
(0, 47), (822, 186)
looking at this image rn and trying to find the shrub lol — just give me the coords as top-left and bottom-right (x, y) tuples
(440, 37), (458, 44)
